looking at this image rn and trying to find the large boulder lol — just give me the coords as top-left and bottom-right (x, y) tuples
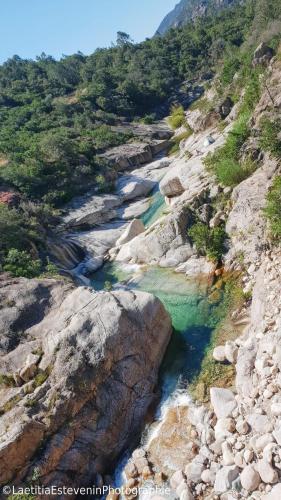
(252, 42), (274, 67)
(115, 207), (195, 266)
(116, 219), (145, 246)
(210, 388), (237, 419)
(159, 157), (210, 199)
(63, 193), (121, 229)
(116, 174), (156, 201)
(0, 278), (172, 488)
(225, 157), (278, 266)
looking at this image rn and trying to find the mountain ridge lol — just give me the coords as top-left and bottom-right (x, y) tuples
(156, 0), (237, 35)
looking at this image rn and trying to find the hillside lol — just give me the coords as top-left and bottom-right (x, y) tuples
(2, 0), (281, 498)
(156, 0), (236, 35)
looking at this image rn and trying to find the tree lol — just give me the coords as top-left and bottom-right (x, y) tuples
(116, 31), (133, 46)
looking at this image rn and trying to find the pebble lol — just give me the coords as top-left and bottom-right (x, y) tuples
(240, 465), (261, 492)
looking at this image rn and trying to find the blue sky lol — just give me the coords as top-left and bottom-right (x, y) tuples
(0, 0), (177, 63)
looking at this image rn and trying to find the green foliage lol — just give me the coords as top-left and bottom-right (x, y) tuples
(168, 105), (186, 129)
(168, 128), (193, 155)
(34, 371), (48, 387)
(260, 118), (281, 158)
(204, 112), (257, 186)
(0, 373), (16, 387)
(0, 1), (254, 209)
(264, 175), (281, 240)
(220, 54), (241, 86)
(190, 274), (246, 402)
(140, 113), (156, 124)
(188, 222), (227, 261)
(0, 203), (28, 255)
(3, 249), (41, 278)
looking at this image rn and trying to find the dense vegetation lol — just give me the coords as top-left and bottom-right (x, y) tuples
(0, 3), (253, 205)
(188, 222), (227, 261)
(1, 0), (281, 276)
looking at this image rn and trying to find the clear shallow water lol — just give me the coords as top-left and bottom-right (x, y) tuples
(91, 262), (216, 490)
(91, 263), (213, 392)
(141, 187), (167, 228)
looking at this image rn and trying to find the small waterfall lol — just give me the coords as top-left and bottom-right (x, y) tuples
(47, 239), (86, 270)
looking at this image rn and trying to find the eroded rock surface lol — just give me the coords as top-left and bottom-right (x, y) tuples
(0, 278), (172, 488)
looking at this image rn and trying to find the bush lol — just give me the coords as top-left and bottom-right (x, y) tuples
(3, 249), (41, 278)
(141, 113), (156, 124)
(0, 203), (28, 256)
(204, 112), (256, 186)
(264, 175), (281, 240)
(168, 105), (186, 130)
(260, 118), (281, 158)
(168, 128), (193, 155)
(188, 222), (227, 261)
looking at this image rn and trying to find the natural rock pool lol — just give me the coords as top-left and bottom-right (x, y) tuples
(91, 263), (214, 402)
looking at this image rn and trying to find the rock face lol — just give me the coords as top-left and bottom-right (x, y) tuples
(63, 193), (121, 229)
(252, 42), (274, 67)
(116, 174), (156, 201)
(100, 141), (169, 171)
(115, 207), (195, 266)
(0, 278), (172, 488)
(156, 0), (236, 35)
(225, 156), (278, 267)
(116, 219), (145, 246)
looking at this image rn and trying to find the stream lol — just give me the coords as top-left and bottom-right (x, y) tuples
(73, 147), (219, 492)
(89, 187), (218, 490)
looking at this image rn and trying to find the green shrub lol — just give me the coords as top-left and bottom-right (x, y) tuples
(0, 373), (16, 387)
(264, 175), (281, 240)
(141, 113), (156, 124)
(168, 128), (193, 156)
(260, 118), (281, 158)
(168, 105), (186, 130)
(204, 112), (256, 186)
(188, 222), (227, 261)
(220, 55), (241, 87)
(34, 371), (48, 387)
(3, 249), (41, 278)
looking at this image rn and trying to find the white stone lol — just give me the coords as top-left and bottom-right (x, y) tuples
(271, 403), (281, 416)
(116, 219), (145, 246)
(214, 465), (240, 493)
(225, 341), (238, 364)
(244, 449), (254, 464)
(236, 420), (249, 435)
(215, 418), (236, 440)
(240, 465), (261, 492)
(170, 470), (186, 490)
(255, 434), (275, 452)
(210, 388), (237, 419)
(264, 483), (281, 499)
(213, 346), (226, 362)
(201, 469), (215, 485)
(222, 442), (235, 466)
(258, 460), (278, 484)
(179, 489), (194, 500)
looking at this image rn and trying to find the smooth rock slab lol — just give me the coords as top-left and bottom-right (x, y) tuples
(116, 219), (145, 246)
(0, 278), (172, 488)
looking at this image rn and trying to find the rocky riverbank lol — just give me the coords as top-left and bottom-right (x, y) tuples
(111, 46), (281, 500)
(0, 276), (172, 488)
(1, 42), (281, 499)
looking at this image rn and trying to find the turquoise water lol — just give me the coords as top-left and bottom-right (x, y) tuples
(141, 187), (167, 227)
(90, 263), (213, 395)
